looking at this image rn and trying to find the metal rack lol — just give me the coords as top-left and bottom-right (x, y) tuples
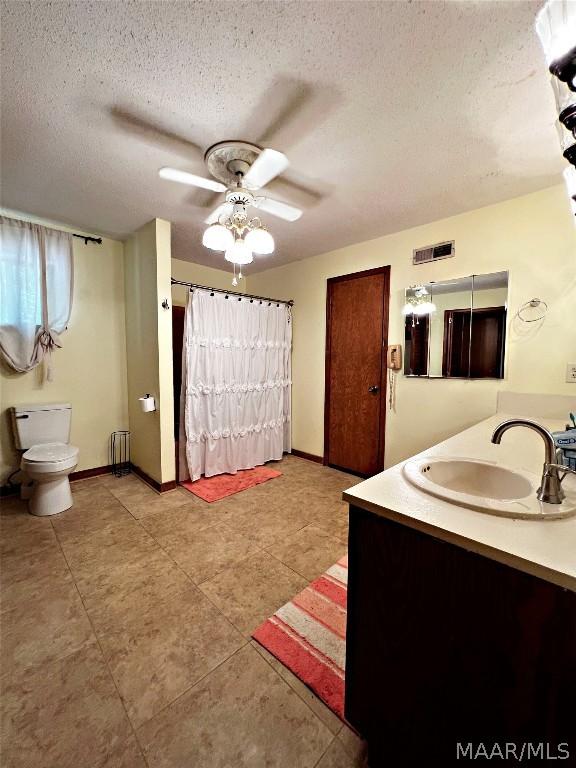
(110, 430), (130, 477)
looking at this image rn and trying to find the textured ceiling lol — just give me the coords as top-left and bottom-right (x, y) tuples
(0, 0), (562, 271)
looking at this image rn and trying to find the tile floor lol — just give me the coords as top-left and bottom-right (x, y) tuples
(0, 455), (367, 768)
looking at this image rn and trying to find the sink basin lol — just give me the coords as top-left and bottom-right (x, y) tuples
(402, 457), (576, 519)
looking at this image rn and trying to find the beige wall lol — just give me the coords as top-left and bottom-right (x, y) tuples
(249, 185), (576, 468)
(124, 219), (175, 485)
(171, 258), (246, 307)
(0, 210), (128, 484)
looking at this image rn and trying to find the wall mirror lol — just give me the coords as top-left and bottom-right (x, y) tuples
(403, 271), (508, 379)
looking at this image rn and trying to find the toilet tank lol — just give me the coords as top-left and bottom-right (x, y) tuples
(11, 403), (72, 449)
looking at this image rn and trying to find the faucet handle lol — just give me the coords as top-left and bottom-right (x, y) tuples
(546, 463), (576, 483)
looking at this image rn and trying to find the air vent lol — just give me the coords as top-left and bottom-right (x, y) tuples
(413, 240), (455, 265)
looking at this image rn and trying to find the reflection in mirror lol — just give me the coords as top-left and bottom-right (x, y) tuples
(403, 271), (508, 379)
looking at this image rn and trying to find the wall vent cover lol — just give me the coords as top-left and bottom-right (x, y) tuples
(413, 240), (455, 265)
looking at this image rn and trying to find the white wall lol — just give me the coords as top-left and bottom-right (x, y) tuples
(0, 210), (128, 484)
(249, 185), (576, 467)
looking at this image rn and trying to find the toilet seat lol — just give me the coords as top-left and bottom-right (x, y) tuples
(22, 442), (79, 473)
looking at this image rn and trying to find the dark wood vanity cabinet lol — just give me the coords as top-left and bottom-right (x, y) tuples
(345, 505), (576, 767)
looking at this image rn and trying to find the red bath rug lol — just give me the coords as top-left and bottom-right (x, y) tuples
(180, 466), (282, 503)
(252, 554), (348, 720)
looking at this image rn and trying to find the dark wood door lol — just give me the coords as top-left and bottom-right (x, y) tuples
(442, 306), (506, 378)
(324, 267), (390, 476)
(469, 306), (506, 378)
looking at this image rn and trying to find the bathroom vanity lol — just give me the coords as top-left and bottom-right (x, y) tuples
(343, 413), (576, 767)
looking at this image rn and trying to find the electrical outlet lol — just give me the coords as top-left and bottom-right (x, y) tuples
(566, 363), (576, 383)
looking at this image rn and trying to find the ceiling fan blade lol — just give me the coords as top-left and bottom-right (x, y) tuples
(109, 106), (204, 158)
(253, 196), (303, 222)
(205, 202), (233, 225)
(243, 149), (289, 190)
(159, 167), (226, 193)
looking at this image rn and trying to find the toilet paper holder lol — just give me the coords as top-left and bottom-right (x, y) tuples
(139, 394), (156, 413)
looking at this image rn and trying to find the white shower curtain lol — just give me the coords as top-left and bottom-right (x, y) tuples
(180, 288), (292, 481)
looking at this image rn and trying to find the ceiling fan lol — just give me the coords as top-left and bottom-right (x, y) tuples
(158, 140), (303, 278)
(159, 139), (303, 225)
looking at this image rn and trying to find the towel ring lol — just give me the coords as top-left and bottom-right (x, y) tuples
(516, 298), (548, 323)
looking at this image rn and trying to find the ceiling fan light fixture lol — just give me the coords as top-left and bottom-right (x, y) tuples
(224, 238), (253, 266)
(202, 223), (234, 251)
(245, 227), (275, 255)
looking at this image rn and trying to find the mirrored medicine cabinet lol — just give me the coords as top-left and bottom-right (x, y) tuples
(403, 271), (508, 379)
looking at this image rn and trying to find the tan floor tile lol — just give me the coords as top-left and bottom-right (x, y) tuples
(0, 503), (58, 557)
(61, 518), (159, 579)
(96, 586), (246, 727)
(308, 503), (350, 544)
(316, 737), (367, 768)
(52, 498), (133, 544)
(1, 547), (72, 614)
(0, 580), (94, 677)
(137, 643), (332, 768)
(93, 736), (147, 768)
(221, 499), (310, 547)
(82, 547), (192, 626)
(266, 524), (348, 581)
(1, 641), (132, 768)
(119, 490), (193, 519)
(157, 521), (260, 584)
(139, 502), (226, 541)
(199, 550), (307, 635)
(107, 480), (159, 505)
(337, 724), (368, 763)
(0, 539), (71, 595)
(251, 640), (342, 735)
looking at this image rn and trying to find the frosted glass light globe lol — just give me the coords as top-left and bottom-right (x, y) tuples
(245, 227), (275, 255)
(536, 0), (576, 66)
(224, 239), (253, 265)
(202, 224), (234, 251)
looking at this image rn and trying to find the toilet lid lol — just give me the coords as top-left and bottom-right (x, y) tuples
(23, 442), (79, 462)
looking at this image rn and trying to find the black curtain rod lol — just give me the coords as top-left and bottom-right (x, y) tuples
(171, 278), (294, 307)
(73, 233), (102, 245)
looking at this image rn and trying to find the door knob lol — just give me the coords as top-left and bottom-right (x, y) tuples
(368, 385), (380, 393)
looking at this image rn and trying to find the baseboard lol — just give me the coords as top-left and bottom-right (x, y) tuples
(2, 463), (177, 496)
(70, 465), (112, 482)
(130, 463), (177, 493)
(290, 449), (324, 464)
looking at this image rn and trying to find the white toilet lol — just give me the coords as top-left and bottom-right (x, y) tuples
(11, 403), (79, 517)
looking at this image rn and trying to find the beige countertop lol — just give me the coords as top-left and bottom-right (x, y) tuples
(343, 414), (576, 591)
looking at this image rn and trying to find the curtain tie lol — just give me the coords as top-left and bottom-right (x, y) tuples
(37, 328), (62, 382)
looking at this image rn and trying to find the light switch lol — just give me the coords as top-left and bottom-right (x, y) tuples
(566, 363), (576, 383)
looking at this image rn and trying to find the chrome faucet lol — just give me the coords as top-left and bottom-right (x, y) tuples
(491, 418), (576, 505)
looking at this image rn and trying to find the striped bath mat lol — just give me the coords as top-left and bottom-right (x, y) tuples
(252, 555), (348, 719)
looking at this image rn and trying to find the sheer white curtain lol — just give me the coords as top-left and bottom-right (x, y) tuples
(180, 288), (292, 481)
(0, 216), (73, 378)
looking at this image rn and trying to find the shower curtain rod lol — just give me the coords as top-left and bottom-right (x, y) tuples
(171, 278), (294, 306)
(72, 233), (102, 244)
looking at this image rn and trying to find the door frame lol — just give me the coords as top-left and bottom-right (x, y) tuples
(323, 266), (391, 476)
